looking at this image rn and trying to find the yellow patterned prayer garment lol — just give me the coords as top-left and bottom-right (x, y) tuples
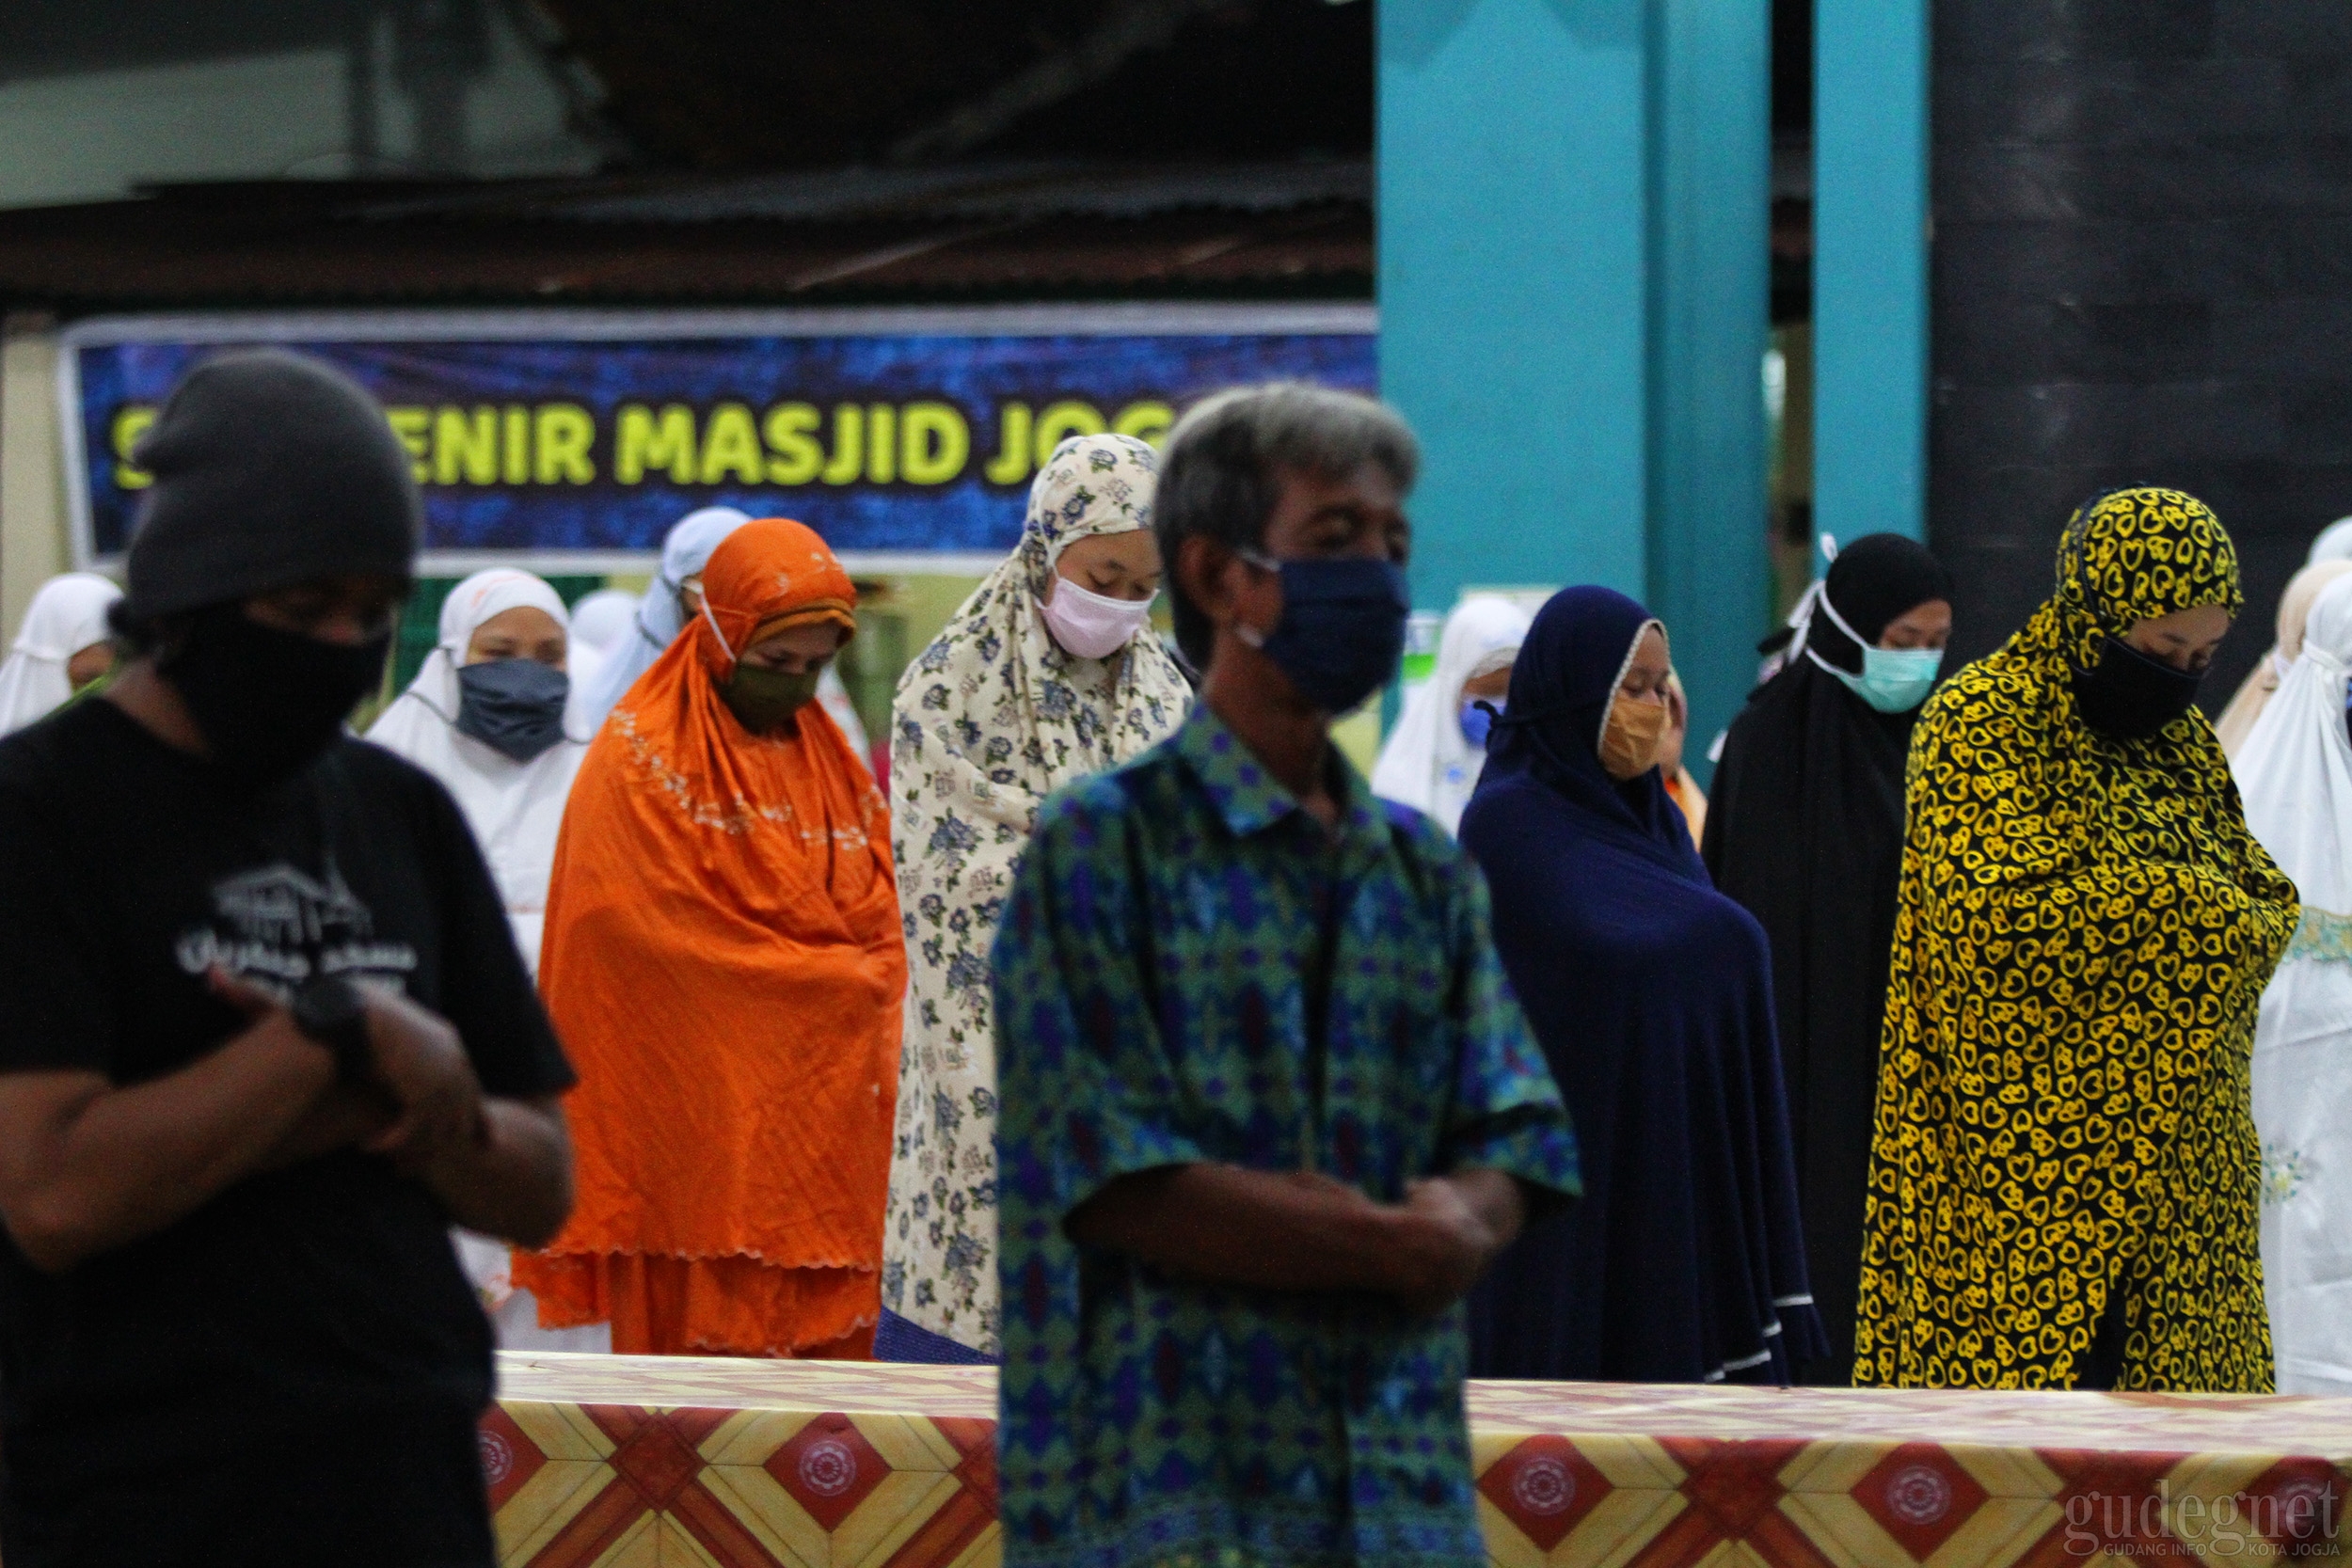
(1854, 487), (2298, 1391)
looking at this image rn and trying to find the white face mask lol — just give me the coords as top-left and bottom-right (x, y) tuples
(1041, 572), (1156, 659)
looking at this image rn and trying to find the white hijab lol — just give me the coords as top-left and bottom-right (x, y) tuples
(0, 574), (121, 735)
(573, 507), (751, 731)
(2240, 572), (2352, 912)
(2311, 516), (2352, 565)
(365, 568), (587, 974)
(561, 588), (637, 731)
(1372, 595), (1531, 834)
(2237, 570), (2352, 1394)
(566, 588), (639, 657)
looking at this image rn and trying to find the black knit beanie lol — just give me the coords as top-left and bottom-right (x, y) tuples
(120, 350), (420, 622)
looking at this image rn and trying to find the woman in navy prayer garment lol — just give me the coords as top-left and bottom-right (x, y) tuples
(1460, 585), (1826, 1384)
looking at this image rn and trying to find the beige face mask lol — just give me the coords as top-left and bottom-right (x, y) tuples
(1598, 692), (1667, 781)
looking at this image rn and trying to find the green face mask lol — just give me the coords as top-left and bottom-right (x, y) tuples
(721, 664), (822, 734)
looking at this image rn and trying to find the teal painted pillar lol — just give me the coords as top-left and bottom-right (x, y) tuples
(1378, 0), (1649, 598)
(1378, 0), (1772, 770)
(1813, 0), (1929, 546)
(1645, 0), (1772, 762)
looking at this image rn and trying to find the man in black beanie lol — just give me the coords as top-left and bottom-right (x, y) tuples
(0, 351), (576, 1567)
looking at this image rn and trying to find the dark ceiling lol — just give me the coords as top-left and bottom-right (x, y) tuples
(0, 165), (1374, 310)
(0, 1), (1819, 315)
(0, 0), (1375, 170)
(533, 0), (1372, 168)
(0, 0), (1377, 312)
(0, 0), (1813, 173)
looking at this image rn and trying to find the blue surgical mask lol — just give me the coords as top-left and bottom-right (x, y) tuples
(1459, 698), (1499, 748)
(1236, 551), (1410, 715)
(1809, 590), (1943, 714)
(455, 657), (571, 762)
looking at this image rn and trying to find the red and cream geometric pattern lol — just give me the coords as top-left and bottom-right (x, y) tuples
(485, 1355), (2352, 1567)
(1468, 1382), (2352, 1568)
(487, 1357), (997, 1567)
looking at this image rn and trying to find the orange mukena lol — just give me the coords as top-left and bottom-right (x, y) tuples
(515, 517), (903, 1357)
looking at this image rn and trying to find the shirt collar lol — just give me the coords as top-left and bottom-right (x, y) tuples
(1174, 702), (1389, 852)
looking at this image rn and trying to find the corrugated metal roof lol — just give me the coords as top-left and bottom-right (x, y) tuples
(351, 161), (1374, 224)
(0, 163), (1372, 310)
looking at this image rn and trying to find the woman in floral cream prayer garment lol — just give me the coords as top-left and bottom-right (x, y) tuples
(881, 434), (1190, 1358)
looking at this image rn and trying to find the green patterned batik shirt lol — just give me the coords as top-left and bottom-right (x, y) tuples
(992, 703), (1581, 1568)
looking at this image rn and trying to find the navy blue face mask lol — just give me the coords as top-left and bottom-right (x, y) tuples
(1237, 551), (1410, 715)
(455, 657), (570, 762)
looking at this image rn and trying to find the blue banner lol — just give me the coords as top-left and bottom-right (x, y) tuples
(67, 309), (1376, 565)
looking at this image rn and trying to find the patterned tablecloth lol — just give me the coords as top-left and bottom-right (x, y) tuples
(484, 1353), (2352, 1567)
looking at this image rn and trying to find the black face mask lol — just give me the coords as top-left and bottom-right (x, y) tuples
(2070, 633), (2204, 740)
(162, 606), (390, 786)
(455, 657), (570, 762)
(719, 664), (822, 735)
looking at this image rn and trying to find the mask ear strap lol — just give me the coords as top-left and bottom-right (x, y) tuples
(701, 596), (737, 665)
(1784, 581), (1821, 661)
(1804, 591), (1898, 686)
(408, 648), (463, 726)
(421, 583), (485, 724)
(1811, 582), (1872, 651)
(1786, 531), (1843, 663)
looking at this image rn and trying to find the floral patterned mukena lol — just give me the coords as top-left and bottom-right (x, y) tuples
(882, 433), (1191, 1354)
(992, 704), (1581, 1568)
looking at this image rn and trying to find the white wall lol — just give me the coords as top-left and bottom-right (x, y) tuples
(0, 51), (355, 208)
(0, 315), (72, 644)
(0, 9), (600, 210)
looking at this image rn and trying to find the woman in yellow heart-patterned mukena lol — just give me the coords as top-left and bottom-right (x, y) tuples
(1856, 486), (2297, 1391)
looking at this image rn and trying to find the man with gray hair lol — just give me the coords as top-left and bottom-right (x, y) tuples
(989, 383), (1580, 1567)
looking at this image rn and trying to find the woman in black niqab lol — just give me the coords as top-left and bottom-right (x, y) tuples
(1701, 532), (1953, 1384)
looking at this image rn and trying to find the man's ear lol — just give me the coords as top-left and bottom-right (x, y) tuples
(1177, 535), (1238, 630)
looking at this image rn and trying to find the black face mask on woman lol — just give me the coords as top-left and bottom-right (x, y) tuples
(162, 605), (390, 785)
(720, 664), (822, 735)
(2070, 634), (2204, 740)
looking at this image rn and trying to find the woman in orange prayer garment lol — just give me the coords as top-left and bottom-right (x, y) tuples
(514, 517), (904, 1357)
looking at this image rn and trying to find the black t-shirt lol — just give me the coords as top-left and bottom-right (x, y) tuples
(0, 701), (573, 1493)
